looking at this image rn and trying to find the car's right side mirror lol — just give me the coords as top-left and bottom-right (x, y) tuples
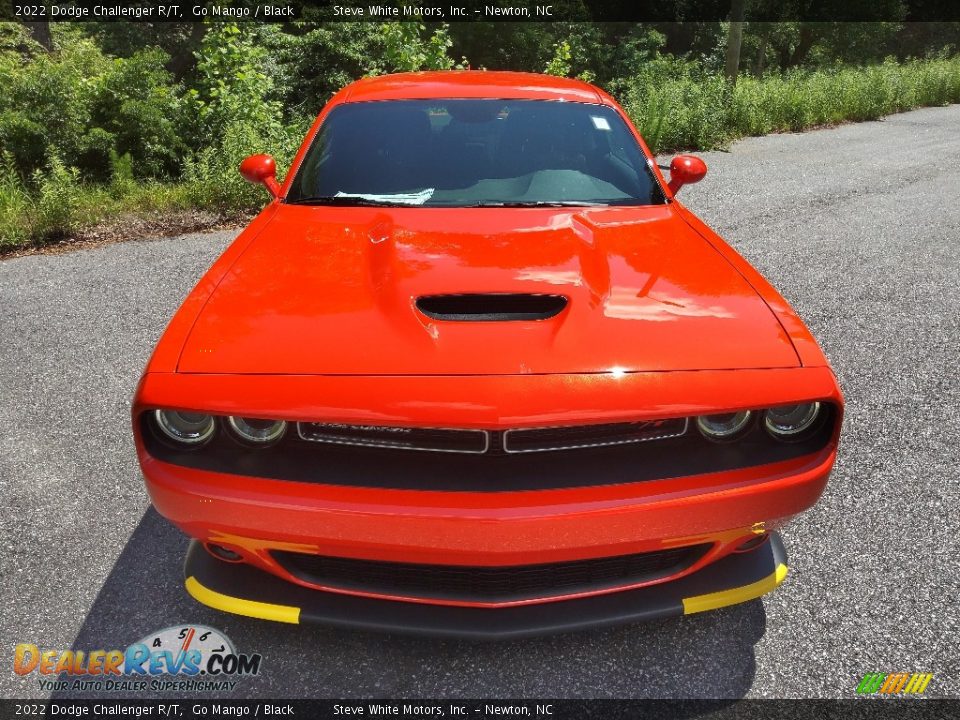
(239, 154), (281, 198)
(667, 155), (707, 194)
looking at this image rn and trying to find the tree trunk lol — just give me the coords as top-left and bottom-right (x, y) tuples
(754, 24), (770, 76)
(778, 41), (791, 71)
(787, 25), (817, 68)
(165, 23), (208, 82)
(724, 0), (747, 84)
(23, 21), (53, 51)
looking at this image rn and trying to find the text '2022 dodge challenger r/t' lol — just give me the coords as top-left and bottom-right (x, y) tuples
(132, 71), (843, 638)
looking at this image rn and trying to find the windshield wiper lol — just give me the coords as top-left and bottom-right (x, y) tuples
(288, 197), (612, 208)
(286, 196), (413, 207)
(465, 200), (608, 208)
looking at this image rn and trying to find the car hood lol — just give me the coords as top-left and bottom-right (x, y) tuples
(178, 204), (799, 375)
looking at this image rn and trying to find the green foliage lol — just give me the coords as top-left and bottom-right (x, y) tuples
(380, 22), (457, 72)
(610, 26), (666, 78)
(1, 152), (116, 247)
(186, 24), (282, 142)
(0, 150), (198, 249)
(93, 48), (186, 178)
(184, 116), (306, 212)
(544, 26), (607, 83)
(1, 18), (959, 251)
(618, 56), (731, 151)
(265, 23), (383, 114)
(0, 36), (183, 182)
(0, 38), (110, 178)
(109, 150), (136, 198)
(182, 23), (296, 211)
(0, 153), (34, 247)
(33, 156), (85, 237)
(620, 56), (960, 153)
(0, 20), (41, 53)
(544, 40), (573, 77)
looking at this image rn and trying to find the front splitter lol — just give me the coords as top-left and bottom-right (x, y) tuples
(183, 534), (788, 639)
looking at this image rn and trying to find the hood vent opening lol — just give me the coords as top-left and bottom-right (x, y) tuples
(416, 293), (568, 322)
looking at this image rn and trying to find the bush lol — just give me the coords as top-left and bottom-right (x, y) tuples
(186, 24), (282, 143)
(183, 24), (307, 212)
(0, 38), (185, 182)
(93, 48), (186, 178)
(380, 22), (457, 72)
(0, 39), (109, 178)
(0, 153), (104, 247)
(0, 153), (34, 247)
(618, 56), (960, 153)
(266, 23), (384, 115)
(618, 57), (731, 151)
(33, 157), (85, 237)
(184, 118), (306, 212)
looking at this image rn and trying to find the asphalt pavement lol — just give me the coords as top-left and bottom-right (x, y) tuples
(2, 105), (958, 700)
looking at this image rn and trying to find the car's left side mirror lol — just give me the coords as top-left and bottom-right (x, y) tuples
(239, 154), (281, 198)
(667, 155), (707, 195)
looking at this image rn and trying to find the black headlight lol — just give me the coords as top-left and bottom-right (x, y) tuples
(153, 410), (216, 447)
(764, 402), (822, 440)
(696, 411), (753, 442)
(226, 417), (288, 447)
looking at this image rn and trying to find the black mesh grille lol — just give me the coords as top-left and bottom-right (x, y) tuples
(505, 418), (688, 453)
(273, 544), (711, 602)
(298, 422), (488, 453)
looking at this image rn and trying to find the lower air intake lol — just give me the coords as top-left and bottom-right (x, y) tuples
(273, 544), (711, 602)
(415, 293), (568, 321)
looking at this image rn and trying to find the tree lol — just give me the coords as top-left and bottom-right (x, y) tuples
(22, 21), (52, 51)
(380, 22), (456, 72)
(724, 0), (747, 82)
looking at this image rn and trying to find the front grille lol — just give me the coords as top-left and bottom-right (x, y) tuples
(298, 422), (489, 454)
(273, 544), (711, 602)
(297, 419), (688, 455)
(145, 405), (837, 492)
(504, 418), (688, 453)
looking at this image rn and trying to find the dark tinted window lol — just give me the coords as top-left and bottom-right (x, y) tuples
(287, 100), (665, 207)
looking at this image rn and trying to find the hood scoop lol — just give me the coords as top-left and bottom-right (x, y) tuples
(415, 293), (568, 322)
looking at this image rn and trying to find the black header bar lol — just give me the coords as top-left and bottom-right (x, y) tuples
(6, 0), (960, 23)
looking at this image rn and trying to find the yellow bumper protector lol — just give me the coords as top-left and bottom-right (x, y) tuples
(682, 563), (788, 614)
(185, 576), (301, 624)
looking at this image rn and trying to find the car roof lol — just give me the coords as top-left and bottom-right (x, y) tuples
(340, 71), (607, 104)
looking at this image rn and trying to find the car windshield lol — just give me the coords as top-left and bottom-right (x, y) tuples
(287, 99), (665, 207)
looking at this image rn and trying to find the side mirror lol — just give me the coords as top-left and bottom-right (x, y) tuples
(667, 155), (707, 195)
(239, 154), (281, 198)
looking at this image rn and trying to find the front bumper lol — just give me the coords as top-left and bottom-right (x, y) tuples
(142, 445), (830, 584)
(184, 532), (788, 639)
(137, 367), (839, 614)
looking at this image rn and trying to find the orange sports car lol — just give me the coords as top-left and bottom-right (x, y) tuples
(133, 71), (843, 638)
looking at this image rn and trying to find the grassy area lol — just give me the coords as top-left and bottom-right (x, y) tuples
(621, 57), (960, 153)
(0, 159), (195, 251)
(3, 56), (960, 253)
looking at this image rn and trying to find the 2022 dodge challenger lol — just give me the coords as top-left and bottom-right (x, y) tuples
(133, 71), (843, 638)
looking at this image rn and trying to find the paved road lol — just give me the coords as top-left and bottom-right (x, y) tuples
(2, 105), (958, 700)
